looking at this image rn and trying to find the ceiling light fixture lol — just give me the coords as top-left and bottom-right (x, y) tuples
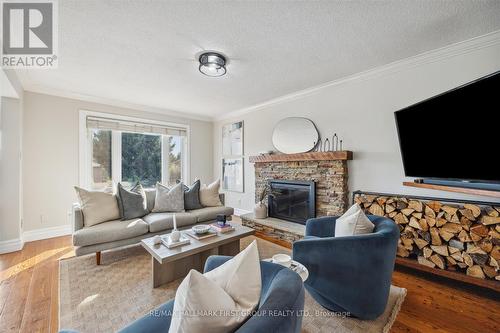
(198, 52), (226, 77)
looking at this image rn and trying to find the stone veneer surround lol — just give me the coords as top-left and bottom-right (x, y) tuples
(253, 158), (350, 217)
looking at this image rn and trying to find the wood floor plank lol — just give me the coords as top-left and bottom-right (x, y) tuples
(0, 233), (498, 333)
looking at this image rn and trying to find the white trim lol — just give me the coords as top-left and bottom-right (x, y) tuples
(22, 225), (72, 243)
(0, 238), (24, 254)
(79, 110), (191, 188)
(24, 85), (213, 121)
(215, 29), (500, 121)
(234, 208), (252, 216)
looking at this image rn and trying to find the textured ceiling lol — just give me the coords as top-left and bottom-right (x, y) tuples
(15, 0), (500, 119)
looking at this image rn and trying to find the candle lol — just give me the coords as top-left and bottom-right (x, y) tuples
(173, 214), (177, 230)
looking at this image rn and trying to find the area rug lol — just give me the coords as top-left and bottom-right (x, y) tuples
(60, 236), (406, 333)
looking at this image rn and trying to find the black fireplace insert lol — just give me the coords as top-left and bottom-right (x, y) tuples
(268, 179), (315, 224)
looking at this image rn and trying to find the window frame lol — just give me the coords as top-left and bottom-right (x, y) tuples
(79, 110), (190, 189)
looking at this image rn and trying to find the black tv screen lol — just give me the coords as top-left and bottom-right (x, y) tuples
(394, 71), (500, 184)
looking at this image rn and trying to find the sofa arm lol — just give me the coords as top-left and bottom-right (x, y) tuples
(305, 216), (337, 237)
(72, 203), (84, 232)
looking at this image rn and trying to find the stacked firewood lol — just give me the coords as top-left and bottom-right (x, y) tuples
(354, 194), (500, 281)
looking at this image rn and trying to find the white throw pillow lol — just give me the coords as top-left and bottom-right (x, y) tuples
(169, 240), (261, 333)
(199, 179), (223, 207)
(335, 203), (375, 237)
(74, 186), (120, 227)
(152, 182), (185, 213)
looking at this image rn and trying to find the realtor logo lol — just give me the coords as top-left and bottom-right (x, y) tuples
(1, 0), (58, 68)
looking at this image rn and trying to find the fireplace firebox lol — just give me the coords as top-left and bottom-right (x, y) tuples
(268, 179), (315, 224)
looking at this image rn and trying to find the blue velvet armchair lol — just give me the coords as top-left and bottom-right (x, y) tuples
(292, 215), (399, 320)
(116, 256), (305, 333)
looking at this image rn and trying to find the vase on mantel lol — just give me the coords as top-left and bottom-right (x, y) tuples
(254, 202), (268, 219)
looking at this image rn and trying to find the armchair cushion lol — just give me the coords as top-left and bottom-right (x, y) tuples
(169, 241), (261, 332)
(73, 218), (148, 246)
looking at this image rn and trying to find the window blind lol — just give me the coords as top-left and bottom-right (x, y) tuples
(86, 116), (187, 137)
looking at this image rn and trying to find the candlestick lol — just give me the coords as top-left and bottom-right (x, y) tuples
(173, 214), (177, 230)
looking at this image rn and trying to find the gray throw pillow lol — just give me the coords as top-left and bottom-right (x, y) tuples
(183, 180), (202, 210)
(116, 183), (148, 220)
(152, 182), (185, 213)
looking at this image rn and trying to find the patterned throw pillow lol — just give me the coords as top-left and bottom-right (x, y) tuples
(152, 182), (185, 213)
(116, 182), (148, 220)
(183, 180), (202, 210)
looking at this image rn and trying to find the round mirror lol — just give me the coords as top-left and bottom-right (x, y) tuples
(272, 117), (319, 154)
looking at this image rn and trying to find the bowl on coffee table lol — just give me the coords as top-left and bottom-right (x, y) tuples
(192, 224), (211, 235)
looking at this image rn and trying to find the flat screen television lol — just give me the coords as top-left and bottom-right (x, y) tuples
(394, 71), (500, 189)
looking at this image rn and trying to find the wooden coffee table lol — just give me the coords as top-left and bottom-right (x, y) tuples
(141, 224), (255, 287)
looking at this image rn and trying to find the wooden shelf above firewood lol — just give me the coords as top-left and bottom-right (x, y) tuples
(403, 182), (500, 198)
(249, 151), (353, 163)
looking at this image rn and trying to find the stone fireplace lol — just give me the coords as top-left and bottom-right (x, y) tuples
(241, 151), (352, 247)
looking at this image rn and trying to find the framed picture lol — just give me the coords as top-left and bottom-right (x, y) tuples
(222, 121), (243, 156)
(222, 158), (244, 192)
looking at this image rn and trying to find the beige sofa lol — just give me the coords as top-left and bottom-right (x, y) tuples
(72, 190), (233, 264)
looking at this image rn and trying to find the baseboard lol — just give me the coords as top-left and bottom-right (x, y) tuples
(234, 208), (252, 216)
(23, 225), (72, 242)
(0, 238), (24, 254)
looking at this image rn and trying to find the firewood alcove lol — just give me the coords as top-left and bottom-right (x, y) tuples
(353, 191), (500, 292)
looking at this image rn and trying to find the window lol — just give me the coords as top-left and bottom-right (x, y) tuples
(81, 111), (189, 191)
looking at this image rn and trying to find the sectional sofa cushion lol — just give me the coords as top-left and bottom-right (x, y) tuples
(152, 182), (185, 213)
(183, 180), (202, 210)
(142, 212), (197, 233)
(74, 186), (120, 227)
(199, 179), (223, 207)
(169, 241), (261, 332)
(335, 203), (375, 237)
(116, 183), (148, 220)
(73, 218), (148, 246)
(188, 206), (234, 223)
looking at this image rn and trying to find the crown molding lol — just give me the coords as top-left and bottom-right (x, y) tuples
(23, 85), (213, 122)
(215, 30), (500, 121)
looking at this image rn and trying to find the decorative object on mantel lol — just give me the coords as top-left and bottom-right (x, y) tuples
(258, 150), (273, 156)
(254, 186), (269, 219)
(353, 190), (500, 292)
(323, 138), (330, 152)
(272, 117), (319, 154)
(332, 133), (338, 151)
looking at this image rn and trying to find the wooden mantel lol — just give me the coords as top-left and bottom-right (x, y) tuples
(249, 151), (353, 163)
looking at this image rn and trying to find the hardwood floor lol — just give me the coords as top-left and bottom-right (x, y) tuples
(0, 235), (498, 333)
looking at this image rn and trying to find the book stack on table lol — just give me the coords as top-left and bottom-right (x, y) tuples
(210, 222), (235, 233)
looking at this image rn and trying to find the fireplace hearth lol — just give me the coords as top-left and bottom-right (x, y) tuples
(268, 180), (315, 224)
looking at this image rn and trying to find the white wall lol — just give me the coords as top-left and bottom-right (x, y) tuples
(0, 97), (22, 242)
(22, 92), (213, 233)
(213, 39), (500, 213)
